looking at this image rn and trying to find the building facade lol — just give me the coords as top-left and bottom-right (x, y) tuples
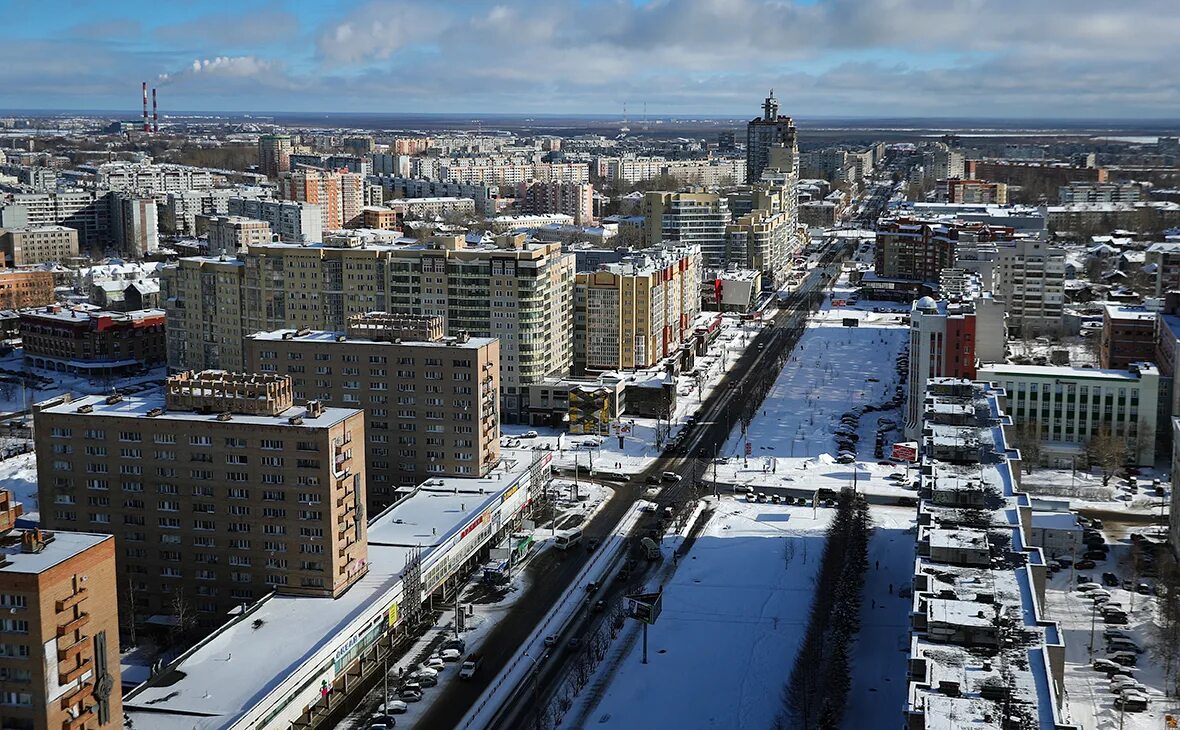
(1100, 305), (1158, 370)
(875, 217), (1016, 283)
(642, 192), (731, 268)
(34, 371), (369, 628)
(994, 238), (1067, 337)
(0, 225), (79, 266)
(226, 198), (322, 244)
(206, 216), (273, 254)
(258, 134), (293, 179)
(108, 194), (158, 257)
(745, 91), (798, 183)
(20, 306), (167, 376)
(0, 270), (55, 310)
(279, 169), (364, 230)
(516, 180), (594, 225)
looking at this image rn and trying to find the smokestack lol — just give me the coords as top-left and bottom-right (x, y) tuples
(142, 81), (149, 133)
(152, 88), (158, 134)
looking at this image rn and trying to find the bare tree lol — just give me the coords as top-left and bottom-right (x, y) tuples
(1011, 422), (1043, 474)
(168, 592), (196, 649)
(1152, 560), (1180, 697)
(1085, 427), (1127, 486)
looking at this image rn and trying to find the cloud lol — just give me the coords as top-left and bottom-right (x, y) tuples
(315, 1), (447, 65)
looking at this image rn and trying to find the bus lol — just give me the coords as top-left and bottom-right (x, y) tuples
(554, 529), (583, 550)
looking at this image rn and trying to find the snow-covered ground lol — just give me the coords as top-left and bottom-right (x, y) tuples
(569, 497), (833, 729)
(0, 452), (38, 522)
(0, 349), (166, 415)
(500, 315), (766, 475)
(1044, 546), (1180, 728)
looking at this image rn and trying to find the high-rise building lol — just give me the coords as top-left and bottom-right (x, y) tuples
(938, 178), (1009, 205)
(0, 225), (79, 266)
(163, 235), (574, 420)
(994, 238), (1067, 337)
(258, 134), (293, 179)
(245, 314), (500, 508)
(875, 217), (1016, 283)
(108, 193), (158, 256)
(516, 180), (595, 225)
(95, 162), (216, 195)
(280, 169), (364, 230)
(1099, 305), (1158, 370)
(641, 192), (731, 268)
(0, 501), (123, 730)
(226, 198), (322, 243)
(574, 244), (701, 374)
(206, 215), (273, 254)
(34, 371), (369, 628)
(745, 91), (798, 184)
(0, 192), (111, 246)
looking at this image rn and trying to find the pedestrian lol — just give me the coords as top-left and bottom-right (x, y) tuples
(889, 583), (893, 595)
(875, 560), (879, 571)
(872, 598), (876, 609)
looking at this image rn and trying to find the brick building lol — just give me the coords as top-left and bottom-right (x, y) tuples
(19, 306), (167, 376)
(0, 270), (55, 310)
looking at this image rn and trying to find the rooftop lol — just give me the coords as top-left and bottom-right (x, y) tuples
(0, 530), (111, 575)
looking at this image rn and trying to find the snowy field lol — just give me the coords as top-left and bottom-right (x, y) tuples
(1044, 546), (1180, 728)
(0, 452), (38, 522)
(572, 497), (833, 729)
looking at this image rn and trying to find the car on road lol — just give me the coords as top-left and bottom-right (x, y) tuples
(661, 471), (682, 482)
(368, 723), (394, 730)
(543, 635), (558, 648)
(568, 636), (582, 650)
(585, 580), (600, 593)
(1102, 572), (1119, 587)
(521, 431), (539, 438)
(592, 599), (606, 613)
(458, 654), (482, 679)
(646, 475), (661, 484)
(601, 473), (631, 483)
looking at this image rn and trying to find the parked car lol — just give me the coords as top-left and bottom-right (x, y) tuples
(521, 431), (539, 438)
(439, 648), (462, 662)
(1137, 582), (1153, 595)
(646, 475), (661, 484)
(423, 656), (445, 670)
(1105, 612), (1130, 625)
(1092, 658), (1122, 674)
(1102, 572), (1120, 587)
(661, 471), (682, 482)
(1083, 550), (1108, 561)
(1075, 559), (1097, 570)
(410, 672), (438, 688)
(1077, 582), (1103, 593)
(398, 688), (423, 702)
(1114, 693), (1149, 712)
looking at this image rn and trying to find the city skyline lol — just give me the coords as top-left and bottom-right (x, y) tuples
(3, 0), (1179, 119)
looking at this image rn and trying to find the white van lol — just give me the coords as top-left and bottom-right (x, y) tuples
(555, 529), (583, 550)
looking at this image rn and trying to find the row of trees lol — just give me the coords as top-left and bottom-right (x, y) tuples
(780, 490), (872, 729)
(1010, 423), (1129, 487)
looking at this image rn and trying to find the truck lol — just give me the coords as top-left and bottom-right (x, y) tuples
(639, 537), (661, 561)
(458, 654), (483, 679)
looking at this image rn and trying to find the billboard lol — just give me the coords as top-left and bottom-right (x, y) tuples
(891, 442), (918, 462)
(625, 591), (664, 625)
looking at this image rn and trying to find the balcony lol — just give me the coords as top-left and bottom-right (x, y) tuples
(56, 587), (88, 613)
(57, 612), (90, 637)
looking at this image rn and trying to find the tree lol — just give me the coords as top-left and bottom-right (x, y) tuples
(168, 592), (196, 649)
(1011, 422), (1042, 474)
(1085, 426), (1127, 486)
(1153, 560), (1180, 697)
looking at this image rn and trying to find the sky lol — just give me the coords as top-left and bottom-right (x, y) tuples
(2, 0), (1179, 119)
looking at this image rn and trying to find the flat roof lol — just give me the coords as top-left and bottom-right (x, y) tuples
(0, 531), (110, 575)
(124, 467), (529, 729)
(37, 393), (358, 430)
(928, 597), (994, 628)
(978, 363), (1151, 380)
(246, 329), (495, 349)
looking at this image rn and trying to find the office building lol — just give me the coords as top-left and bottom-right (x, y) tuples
(245, 314), (500, 508)
(108, 194), (158, 256)
(0, 225), (79, 266)
(0, 269), (55, 309)
(258, 134), (293, 179)
(574, 244), (701, 373)
(994, 238), (1067, 337)
(279, 169), (364, 230)
(746, 91), (798, 183)
(206, 216), (273, 254)
(226, 198), (323, 243)
(906, 379), (1077, 730)
(20, 305), (167, 376)
(34, 371), (369, 628)
(163, 235), (574, 420)
(642, 192), (731, 267)
(1100, 305), (1158, 370)
(977, 362), (1160, 466)
(517, 180), (594, 225)
(0, 508), (122, 730)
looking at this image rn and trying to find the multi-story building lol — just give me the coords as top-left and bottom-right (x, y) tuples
(206, 215), (273, 254)
(436, 161), (589, 187)
(1100, 305), (1158, 370)
(724, 208), (792, 286)
(163, 234), (574, 420)
(1145, 241), (1180, 297)
(977, 362), (1160, 466)
(288, 154), (371, 176)
(162, 189), (268, 237)
(490, 213), (574, 232)
(994, 238), (1067, 336)
(108, 193), (158, 256)
(906, 379), (1077, 730)
(384, 197), (476, 224)
(922, 143), (965, 182)
(279, 169), (364, 230)
(745, 91), (798, 183)
(0, 162), (58, 191)
(0, 225), (79, 266)
(379, 178), (499, 216)
(391, 137), (432, 155)
(95, 163), (216, 195)
(574, 244), (701, 373)
(1046, 202), (1180, 234)
(0, 269), (55, 310)
(1059, 182), (1141, 204)
(258, 134), (293, 179)
(1172, 419), (1180, 558)
(874, 217), (1016, 283)
(967, 160), (1106, 186)
(34, 371), (369, 628)
(245, 314), (500, 508)
(937, 178), (1009, 205)
(0, 509), (123, 730)
(642, 191), (731, 268)
(0, 191), (111, 246)
(20, 305), (167, 375)
(226, 197), (323, 243)
(516, 180), (594, 225)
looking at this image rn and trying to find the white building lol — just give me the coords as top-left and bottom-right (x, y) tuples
(227, 198), (323, 243)
(994, 238), (1066, 337)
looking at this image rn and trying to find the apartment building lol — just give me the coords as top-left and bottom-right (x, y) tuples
(1046, 202), (1180, 234)
(163, 234), (574, 420)
(162, 189), (263, 236)
(937, 178), (1009, 205)
(0, 270), (55, 310)
(0, 192), (111, 246)
(436, 161), (589, 187)
(226, 197), (322, 244)
(994, 238), (1067, 337)
(378, 178), (499, 216)
(385, 197), (476, 223)
(574, 244), (701, 374)
(642, 192), (731, 268)
(279, 169), (364, 230)
(725, 208), (793, 286)
(1145, 241), (1180, 297)
(977, 362), (1160, 466)
(20, 306), (167, 376)
(95, 163), (216, 195)
(874, 217), (1016, 283)
(245, 314), (499, 508)
(1059, 182), (1141, 204)
(746, 91), (798, 183)
(288, 154), (371, 176)
(206, 215), (273, 254)
(0, 514), (122, 730)
(922, 143), (964, 182)
(258, 134), (293, 179)
(34, 371), (368, 628)
(516, 180), (594, 225)
(0, 225), (79, 266)
(1100, 305), (1158, 370)
(108, 194), (158, 256)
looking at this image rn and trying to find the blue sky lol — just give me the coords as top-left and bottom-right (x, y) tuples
(2, 0), (1178, 119)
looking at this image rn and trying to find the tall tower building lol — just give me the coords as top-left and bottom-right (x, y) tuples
(258, 134), (293, 179)
(746, 91), (798, 183)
